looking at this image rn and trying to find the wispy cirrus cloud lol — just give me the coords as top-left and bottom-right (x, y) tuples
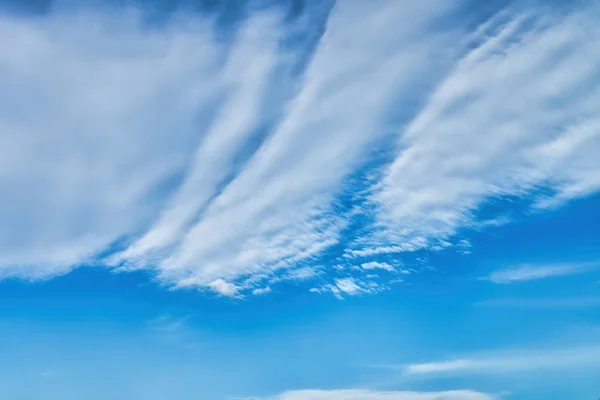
(253, 389), (498, 400)
(0, 1), (315, 286)
(1, 2), (207, 281)
(0, 4), (280, 277)
(111, 0), (459, 293)
(402, 344), (600, 376)
(310, 276), (386, 300)
(2, 0), (600, 296)
(484, 262), (599, 284)
(361, 262), (396, 272)
(357, 2), (600, 255)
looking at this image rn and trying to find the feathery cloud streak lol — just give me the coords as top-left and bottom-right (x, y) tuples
(404, 344), (600, 376)
(114, 0), (458, 293)
(258, 389), (498, 400)
(367, 3), (600, 253)
(2, 1), (600, 294)
(0, 8), (224, 278)
(485, 262), (599, 283)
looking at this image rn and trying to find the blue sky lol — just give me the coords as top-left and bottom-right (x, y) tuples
(1, 0), (600, 399)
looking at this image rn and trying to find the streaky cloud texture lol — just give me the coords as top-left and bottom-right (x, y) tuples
(260, 389), (498, 400)
(484, 262), (599, 283)
(2, 2), (600, 400)
(366, 2), (600, 254)
(1, 0), (600, 297)
(113, 0), (460, 293)
(403, 344), (600, 376)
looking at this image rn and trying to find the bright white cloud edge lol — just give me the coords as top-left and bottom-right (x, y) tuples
(246, 389), (498, 400)
(1, 1), (600, 296)
(484, 262), (599, 284)
(402, 344), (600, 376)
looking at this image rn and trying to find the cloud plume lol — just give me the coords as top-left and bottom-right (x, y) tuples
(2, 0), (600, 295)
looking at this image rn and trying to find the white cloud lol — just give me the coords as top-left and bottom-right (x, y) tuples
(112, 0), (458, 291)
(3, 0), (600, 294)
(252, 286), (272, 295)
(484, 262), (598, 284)
(0, 6), (279, 278)
(368, 3), (600, 253)
(403, 345), (600, 376)
(114, 10), (285, 267)
(345, 242), (429, 259)
(208, 279), (239, 297)
(310, 277), (386, 299)
(334, 278), (363, 295)
(261, 389), (498, 400)
(361, 262), (395, 272)
(273, 266), (323, 283)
